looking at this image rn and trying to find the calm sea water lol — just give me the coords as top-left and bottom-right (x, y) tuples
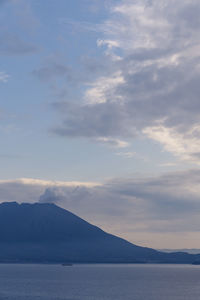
(0, 264), (199, 299)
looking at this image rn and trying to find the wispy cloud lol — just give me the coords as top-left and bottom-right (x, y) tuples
(96, 137), (129, 148)
(159, 162), (178, 168)
(116, 151), (148, 161)
(0, 178), (98, 187)
(144, 125), (200, 163)
(0, 71), (9, 82)
(0, 0), (38, 56)
(84, 72), (125, 104)
(59, 18), (103, 33)
(0, 33), (37, 55)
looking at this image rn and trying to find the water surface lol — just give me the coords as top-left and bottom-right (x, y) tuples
(0, 264), (199, 299)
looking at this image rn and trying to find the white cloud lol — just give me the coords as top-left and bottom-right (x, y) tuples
(0, 178), (99, 187)
(0, 71), (9, 82)
(107, 1), (171, 52)
(96, 137), (129, 148)
(116, 151), (148, 161)
(85, 72), (125, 104)
(116, 151), (136, 158)
(143, 124), (200, 162)
(159, 162), (178, 168)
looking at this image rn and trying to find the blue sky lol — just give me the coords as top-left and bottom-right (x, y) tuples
(1, 0), (200, 248)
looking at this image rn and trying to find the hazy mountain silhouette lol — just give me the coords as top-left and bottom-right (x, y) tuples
(0, 202), (199, 264)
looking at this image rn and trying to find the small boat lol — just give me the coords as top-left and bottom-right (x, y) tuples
(62, 263), (73, 266)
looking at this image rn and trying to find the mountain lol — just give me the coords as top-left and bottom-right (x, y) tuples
(160, 249), (200, 255)
(0, 201), (199, 264)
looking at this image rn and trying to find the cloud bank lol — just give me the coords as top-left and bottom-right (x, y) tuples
(1, 170), (200, 248)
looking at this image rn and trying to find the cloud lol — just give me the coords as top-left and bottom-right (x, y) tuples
(0, 178), (98, 209)
(52, 100), (136, 140)
(96, 137), (129, 148)
(0, 0), (38, 56)
(0, 71), (9, 82)
(0, 178), (97, 187)
(143, 125), (200, 162)
(1, 170), (200, 247)
(59, 18), (102, 34)
(159, 162), (177, 168)
(39, 185), (91, 205)
(39, 187), (66, 203)
(33, 60), (72, 83)
(51, 0), (200, 161)
(116, 151), (147, 160)
(84, 71), (125, 104)
(0, 33), (37, 56)
(32, 54), (81, 98)
(83, 0), (114, 14)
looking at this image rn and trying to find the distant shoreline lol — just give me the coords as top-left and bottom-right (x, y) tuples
(0, 261), (199, 265)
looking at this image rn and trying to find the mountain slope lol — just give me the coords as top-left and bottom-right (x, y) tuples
(0, 202), (199, 264)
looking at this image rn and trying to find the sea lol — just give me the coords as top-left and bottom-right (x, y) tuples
(0, 263), (199, 300)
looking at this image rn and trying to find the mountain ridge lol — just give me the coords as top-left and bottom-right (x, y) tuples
(0, 201), (199, 264)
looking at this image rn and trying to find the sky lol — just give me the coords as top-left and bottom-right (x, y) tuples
(1, 0), (200, 249)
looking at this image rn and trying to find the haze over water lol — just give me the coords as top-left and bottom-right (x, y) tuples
(0, 264), (200, 300)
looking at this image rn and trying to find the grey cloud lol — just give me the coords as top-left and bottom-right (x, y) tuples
(39, 188), (66, 203)
(0, 32), (37, 55)
(51, 0), (200, 161)
(105, 172), (200, 220)
(81, 55), (115, 78)
(0, 0), (39, 56)
(177, 2), (200, 28)
(52, 100), (134, 138)
(0, 181), (44, 203)
(39, 186), (90, 204)
(53, 52), (200, 139)
(1, 170), (200, 236)
(32, 55), (83, 98)
(33, 62), (73, 83)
